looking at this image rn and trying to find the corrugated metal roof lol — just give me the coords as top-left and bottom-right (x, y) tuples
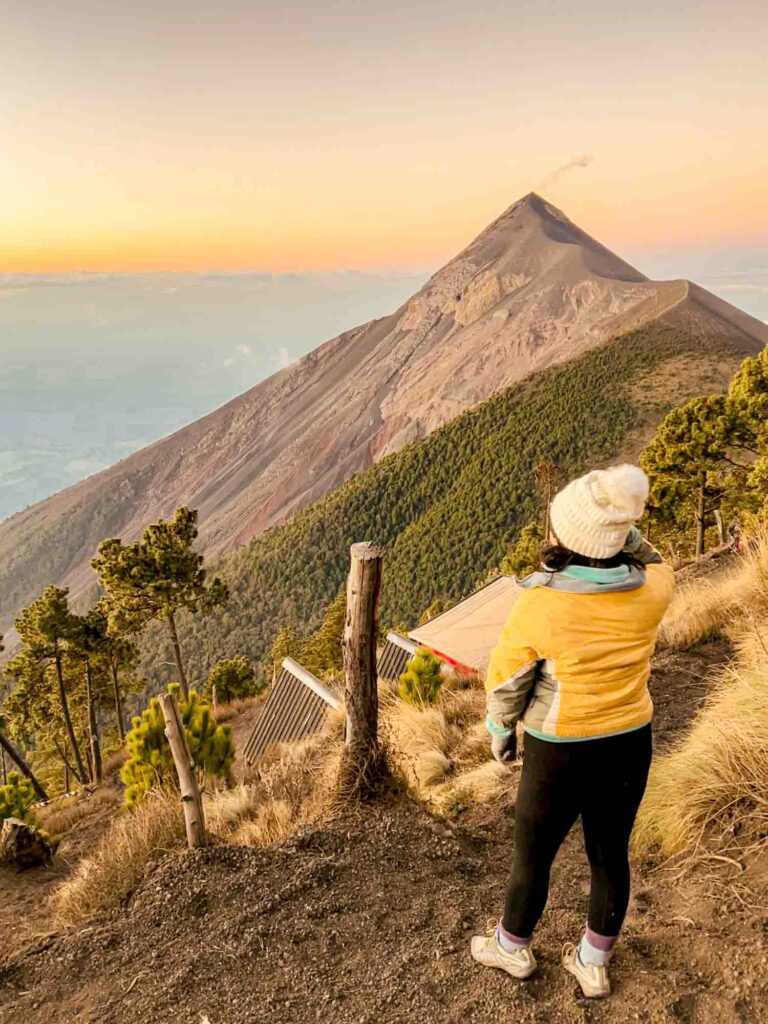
(243, 658), (340, 765)
(377, 630), (418, 681)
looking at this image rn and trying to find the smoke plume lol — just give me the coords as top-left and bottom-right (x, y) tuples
(536, 155), (593, 191)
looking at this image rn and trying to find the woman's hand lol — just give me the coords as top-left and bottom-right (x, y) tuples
(491, 731), (517, 762)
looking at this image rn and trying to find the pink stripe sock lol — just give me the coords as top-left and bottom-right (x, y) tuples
(579, 927), (617, 966)
(497, 920), (532, 951)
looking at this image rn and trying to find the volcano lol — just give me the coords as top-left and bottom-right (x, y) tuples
(0, 193), (765, 633)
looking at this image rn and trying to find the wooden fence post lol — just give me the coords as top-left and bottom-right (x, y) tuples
(342, 542), (384, 792)
(158, 692), (206, 849)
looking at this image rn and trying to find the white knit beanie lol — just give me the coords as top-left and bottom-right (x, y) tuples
(549, 464), (649, 560)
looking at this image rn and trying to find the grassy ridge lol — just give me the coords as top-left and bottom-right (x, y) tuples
(141, 324), (738, 686)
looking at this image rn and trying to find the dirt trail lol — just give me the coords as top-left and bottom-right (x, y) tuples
(0, 783), (119, 961)
(2, 639), (766, 1024)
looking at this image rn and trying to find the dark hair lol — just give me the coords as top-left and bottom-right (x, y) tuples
(540, 544), (643, 573)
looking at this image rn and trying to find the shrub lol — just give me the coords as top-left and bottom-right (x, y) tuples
(204, 656), (256, 704)
(0, 771), (35, 824)
(399, 649), (443, 707)
(120, 685), (235, 808)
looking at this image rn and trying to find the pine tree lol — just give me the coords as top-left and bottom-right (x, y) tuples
(204, 656), (256, 704)
(3, 654), (72, 793)
(728, 347), (768, 452)
(270, 625), (302, 671)
(68, 607), (120, 785)
(93, 507), (228, 699)
(399, 649), (443, 707)
(300, 590), (346, 678)
(642, 396), (736, 556)
(120, 684), (234, 808)
(92, 600), (139, 744)
(0, 634), (48, 801)
(10, 587), (88, 784)
(500, 521), (545, 576)
(0, 771), (36, 825)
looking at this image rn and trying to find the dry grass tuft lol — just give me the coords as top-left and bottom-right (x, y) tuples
(235, 799), (295, 847)
(53, 789), (185, 925)
(209, 706), (347, 848)
(382, 693), (457, 755)
(659, 529), (768, 650)
(38, 785), (120, 837)
(379, 685), (488, 798)
(438, 761), (513, 817)
(635, 615), (768, 858)
(414, 750), (452, 788)
(213, 694), (264, 723)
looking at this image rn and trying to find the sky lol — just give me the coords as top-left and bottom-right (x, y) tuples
(1, 1), (767, 520)
(2, 1), (767, 274)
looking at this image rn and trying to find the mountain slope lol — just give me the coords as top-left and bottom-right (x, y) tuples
(1, 193), (765, 634)
(136, 321), (746, 686)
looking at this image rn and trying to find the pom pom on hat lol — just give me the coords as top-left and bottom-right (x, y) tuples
(549, 464), (649, 560)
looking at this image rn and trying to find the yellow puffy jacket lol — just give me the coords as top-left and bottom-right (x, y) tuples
(485, 554), (674, 742)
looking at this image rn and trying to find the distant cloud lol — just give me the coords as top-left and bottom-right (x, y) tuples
(536, 155), (593, 192)
(237, 343), (258, 364)
(276, 345), (292, 369)
(223, 356), (235, 368)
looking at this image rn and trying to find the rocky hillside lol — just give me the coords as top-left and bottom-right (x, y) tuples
(1, 193), (765, 636)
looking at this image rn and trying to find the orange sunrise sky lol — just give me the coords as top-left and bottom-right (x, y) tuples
(3, 0), (767, 273)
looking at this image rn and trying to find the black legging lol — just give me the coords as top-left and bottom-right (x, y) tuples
(502, 725), (652, 939)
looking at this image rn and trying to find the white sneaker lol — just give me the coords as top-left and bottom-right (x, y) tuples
(470, 920), (536, 979)
(561, 942), (611, 998)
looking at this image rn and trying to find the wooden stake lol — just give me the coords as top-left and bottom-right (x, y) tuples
(342, 542), (384, 789)
(158, 693), (206, 848)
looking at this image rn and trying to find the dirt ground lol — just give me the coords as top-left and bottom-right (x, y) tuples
(2, 638), (766, 1024)
(0, 781), (120, 960)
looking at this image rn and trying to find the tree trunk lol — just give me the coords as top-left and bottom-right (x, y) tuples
(0, 730), (49, 802)
(158, 692), (205, 849)
(85, 659), (102, 784)
(53, 643), (87, 784)
(713, 509), (725, 546)
(342, 542), (385, 794)
(53, 738), (78, 792)
(111, 660), (126, 744)
(166, 610), (189, 701)
(695, 478), (707, 557)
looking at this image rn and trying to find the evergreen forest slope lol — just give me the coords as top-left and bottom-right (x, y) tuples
(142, 322), (746, 686)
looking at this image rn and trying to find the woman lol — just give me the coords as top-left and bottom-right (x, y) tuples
(471, 464), (674, 998)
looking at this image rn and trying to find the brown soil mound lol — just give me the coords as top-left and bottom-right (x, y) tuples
(1, 798), (766, 1024)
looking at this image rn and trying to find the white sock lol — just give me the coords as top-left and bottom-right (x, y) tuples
(496, 925), (530, 953)
(578, 935), (613, 967)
